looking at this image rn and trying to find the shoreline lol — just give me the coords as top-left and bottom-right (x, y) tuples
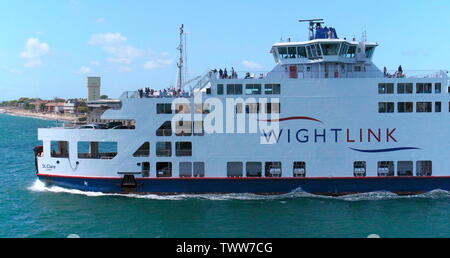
(0, 107), (79, 122)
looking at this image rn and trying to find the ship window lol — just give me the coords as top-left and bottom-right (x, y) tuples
(176, 142), (192, 157)
(435, 83), (442, 93)
(397, 83), (413, 94)
(321, 43), (340, 55)
(193, 121), (205, 136)
(51, 141), (69, 158)
(217, 84), (224, 95)
(297, 46), (307, 58)
(175, 103), (191, 114)
(265, 84), (281, 94)
(293, 162), (306, 178)
(156, 162), (172, 178)
(378, 83), (394, 94)
(156, 121), (172, 136)
(378, 161), (394, 177)
(306, 46), (313, 58)
(179, 162), (192, 177)
(266, 102), (281, 114)
(398, 102), (413, 113)
(265, 162), (282, 177)
(310, 44), (318, 57)
(194, 162), (205, 177)
(365, 46), (375, 58)
(416, 102), (432, 113)
(397, 161), (413, 176)
(245, 84), (262, 95)
(354, 66), (362, 72)
(245, 103), (260, 114)
(142, 162), (150, 177)
(175, 120), (192, 136)
(416, 161), (432, 176)
(354, 161), (366, 177)
(133, 142), (150, 157)
(246, 162), (262, 177)
(378, 102), (394, 113)
(227, 84), (243, 95)
(435, 102), (442, 113)
(278, 47), (288, 59)
(288, 47), (297, 58)
(235, 103), (243, 114)
(77, 142), (117, 159)
(227, 162), (243, 177)
(156, 142), (172, 157)
(416, 83), (432, 94)
(347, 46), (356, 58)
(157, 103), (172, 114)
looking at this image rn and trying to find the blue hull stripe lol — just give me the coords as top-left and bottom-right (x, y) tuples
(349, 147), (421, 153)
(38, 175), (450, 196)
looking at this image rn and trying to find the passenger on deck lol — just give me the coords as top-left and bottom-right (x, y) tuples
(224, 68), (228, 79)
(398, 65), (403, 77)
(219, 69), (223, 79)
(384, 67), (388, 77)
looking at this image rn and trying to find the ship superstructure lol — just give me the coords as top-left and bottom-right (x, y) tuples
(35, 21), (450, 195)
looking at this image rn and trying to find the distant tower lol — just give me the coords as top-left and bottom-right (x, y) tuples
(87, 77), (101, 101)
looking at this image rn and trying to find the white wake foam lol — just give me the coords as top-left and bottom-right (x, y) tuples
(27, 180), (450, 201)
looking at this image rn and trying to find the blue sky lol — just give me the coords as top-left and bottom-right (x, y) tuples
(0, 0), (449, 101)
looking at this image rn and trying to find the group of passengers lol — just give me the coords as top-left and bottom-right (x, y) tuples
(383, 65), (405, 78)
(211, 67), (238, 79)
(137, 87), (184, 98)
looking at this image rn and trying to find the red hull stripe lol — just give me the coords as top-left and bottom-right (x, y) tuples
(37, 174), (447, 180)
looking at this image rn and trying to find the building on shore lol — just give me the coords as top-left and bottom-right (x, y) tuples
(44, 102), (65, 114)
(87, 77), (101, 102)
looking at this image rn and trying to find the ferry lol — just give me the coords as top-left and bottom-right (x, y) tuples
(34, 20), (450, 196)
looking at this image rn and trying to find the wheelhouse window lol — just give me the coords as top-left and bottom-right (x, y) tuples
(133, 142), (150, 157)
(175, 142), (192, 157)
(278, 47), (288, 59)
(297, 46), (307, 58)
(398, 161), (413, 176)
(365, 46), (375, 58)
(77, 142), (117, 159)
(156, 121), (172, 136)
(354, 161), (366, 177)
(245, 84), (262, 95)
(50, 141), (69, 158)
(379, 102), (394, 113)
(293, 162), (306, 178)
(246, 162), (262, 177)
(265, 162), (282, 177)
(227, 84), (243, 95)
(416, 83), (432, 94)
(157, 103), (172, 114)
(378, 161), (394, 177)
(398, 102), (413, 113)
(321, 43), (340, 55)
(397, 83), (413, 94)
(265, 84), (281, 95)
(156, 162), (172, 178)
(416, 161), (432, 176)
(156, 142), (172, 157)
(227, 162), (243, 177)
(416, 102), (432, 113)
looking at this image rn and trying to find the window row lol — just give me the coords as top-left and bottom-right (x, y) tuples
(139, 162), (205, 178)
(217, 84), (281, 95)
(235, 102), (281, 114)
(353, 161), (432, 177)
(156, 142), (192, 157)
(157, 103), (211, 114)
(156, 121), (204, 137)
(277, 43), (358, 60)
(378, 102), (443, 113)
(51, 141), (118, 159)
(378, 83), (442, 94)
(226, 162), (306, 178)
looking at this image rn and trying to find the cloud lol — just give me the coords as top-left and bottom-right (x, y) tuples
(242, 60), (264, 70)
(78, 66), (91, 74)
(96, 17), (106, 24)
(89, 33), (144, 70)
(20, 38), (50, 68)
(143, 58), (173, 70)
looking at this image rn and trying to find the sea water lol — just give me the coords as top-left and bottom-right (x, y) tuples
(1, 113), (450, 238)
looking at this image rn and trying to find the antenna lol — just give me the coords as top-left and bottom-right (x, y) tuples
(176, 24), (184, 91)
(299, 19), (324, 40)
